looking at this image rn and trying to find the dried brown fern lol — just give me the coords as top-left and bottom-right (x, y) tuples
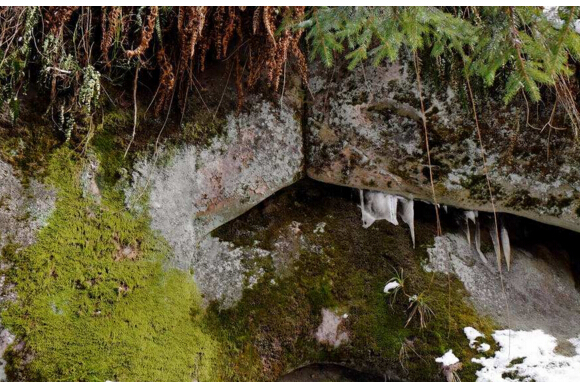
(126, 6), (158, 58)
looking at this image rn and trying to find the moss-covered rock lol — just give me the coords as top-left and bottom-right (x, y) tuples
(306, 60), (580, 233)
(1, 147), (222, 382)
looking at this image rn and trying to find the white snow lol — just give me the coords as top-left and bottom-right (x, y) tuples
(436, 350), (460, 366)
(477, 343), (491, 353)
(570, 337), (580, 354)
(383, 281), (400, 294)
(464, 327), (484, 348)
(473, 329), (580, 382)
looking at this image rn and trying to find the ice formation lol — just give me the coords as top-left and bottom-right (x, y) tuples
(464, 211), (488, 265)
(500, 225), (511, 271)
(359, 190), (398, 227)
(359, 190), (415, 247)
(490, 227), (502, 267)
(490, 222), (512, 271)
(398, 197), (415, 248)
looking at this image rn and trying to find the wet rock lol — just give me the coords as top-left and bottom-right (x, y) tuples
(127, 97), (303, 269)
(306, 61), (580, 233)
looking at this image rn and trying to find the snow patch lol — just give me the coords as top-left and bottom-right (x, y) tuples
(383, 281), (400, 294)
(464, 327), (484, 348)
(474, 329), (580, 382)
(314, 222), (326, 234)
(436, 350), (460, 366)
(477, 343), (491, 353)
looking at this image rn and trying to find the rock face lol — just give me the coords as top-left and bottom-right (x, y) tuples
(0, 160), (56, 250)
(306, 61), (580, 233)
(425, 231), (580, 341)
(128, 97), (303, 269)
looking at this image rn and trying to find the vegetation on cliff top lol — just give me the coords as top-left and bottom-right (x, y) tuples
(0, 7), (578, 142)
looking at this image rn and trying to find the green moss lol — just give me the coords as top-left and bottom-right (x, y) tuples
(505, 189), (540, 210)
(210, 181), (497, 382)
(506, 189), (573, 216)
(460, 174), (504, 202)
(1, 147), (222, 382)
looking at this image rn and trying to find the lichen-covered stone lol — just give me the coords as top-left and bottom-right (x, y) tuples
(0, 159), (55, 250)
(306, 61), (580, 232)
(127, 97), (303, 269)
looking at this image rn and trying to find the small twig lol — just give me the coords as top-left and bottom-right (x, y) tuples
(45, 66), (73, 74)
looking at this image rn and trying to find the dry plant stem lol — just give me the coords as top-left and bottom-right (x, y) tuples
(413, 51), (442, 235)
(466, 74), (512, 356)
(413, 50), (448, 335)
(124, 63), (140, 159)
(280, 59), (287, 109)
(214, 57), (235, 120)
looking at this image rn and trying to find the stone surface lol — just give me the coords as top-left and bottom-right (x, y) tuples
(306, 61), (580, 233)
(127, 97), (303, 269)
(0, 160), (56, 250)
(425, 231), (580, 341)
(192, 236), (271, 308)
(314, 309), (350, 348)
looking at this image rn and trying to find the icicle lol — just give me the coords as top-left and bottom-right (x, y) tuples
(474, 213), (488, 265)
(490, 227), (502, 269)
(500, 224), (511, 271)
(464, 211), (476, 246)
(465, 211), (477, 224)
(465, 215), (471, 246)
(360, 190), (376, 228)
(398, 197), (415, 248)
(443, 205), (448, 214)
(359, 190), (401, 228)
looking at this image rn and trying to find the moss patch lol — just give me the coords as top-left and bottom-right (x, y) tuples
(1, 147), (221, 382)
(210, 181), (497, 382)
